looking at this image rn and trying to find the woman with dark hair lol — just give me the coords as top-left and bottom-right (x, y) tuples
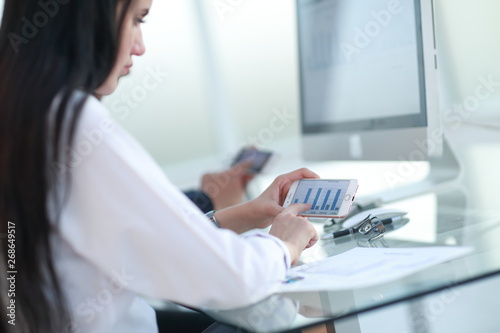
(0, 0), (318, 332)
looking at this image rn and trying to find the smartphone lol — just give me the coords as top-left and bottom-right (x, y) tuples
(231, 147), (273, 174)
(283, 179), (358, 218)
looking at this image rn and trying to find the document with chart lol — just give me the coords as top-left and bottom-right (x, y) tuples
(279, 247), (473, 293)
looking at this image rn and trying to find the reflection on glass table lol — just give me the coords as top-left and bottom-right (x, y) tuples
(203, 187), (500, 333)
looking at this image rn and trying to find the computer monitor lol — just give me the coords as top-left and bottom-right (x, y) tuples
(297, 0), (460, 202)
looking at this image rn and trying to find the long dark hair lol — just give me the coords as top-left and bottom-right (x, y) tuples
(0, 0), (132, 331)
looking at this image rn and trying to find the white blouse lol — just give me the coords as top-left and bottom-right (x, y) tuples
(51, 94), (290, 333)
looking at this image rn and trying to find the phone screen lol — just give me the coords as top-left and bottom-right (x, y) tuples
(232, 148), (272, 173)
(289, 179), (354, 216)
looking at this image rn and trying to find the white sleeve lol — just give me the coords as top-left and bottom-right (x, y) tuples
(57, 96), (291, 310)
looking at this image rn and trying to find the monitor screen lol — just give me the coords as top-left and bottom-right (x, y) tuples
(299, 0), (427, 134)
(297, 0), (440, 162)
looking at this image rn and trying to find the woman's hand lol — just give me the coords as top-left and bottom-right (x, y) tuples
(213, 168), (319, 234)
(269, 203), (318, 265)
(201, 161), (254, 211)
(248, 168), (320, 229)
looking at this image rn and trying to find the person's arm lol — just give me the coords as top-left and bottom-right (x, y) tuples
(213, 168), (319, 232)
(199, 161), (254, 211)
(183, 190), (214, 213)
(212, 168), (320, 264)
(183, 161), (253, 213)
(57, 96), (317, 309)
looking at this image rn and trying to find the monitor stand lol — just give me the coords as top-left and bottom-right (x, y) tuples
(371, 135), (462, 204)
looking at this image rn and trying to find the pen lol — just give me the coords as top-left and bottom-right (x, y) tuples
(321, 216), (404, 240)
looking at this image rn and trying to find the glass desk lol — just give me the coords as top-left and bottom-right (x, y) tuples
(202, 186), (500, 332)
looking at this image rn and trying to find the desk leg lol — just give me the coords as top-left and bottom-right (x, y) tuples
(333, 315), (362, 333)
(409, 299), (430, 333)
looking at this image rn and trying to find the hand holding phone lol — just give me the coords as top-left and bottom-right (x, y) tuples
(283, 179), (358, 218)
(231, 147), (273, 174)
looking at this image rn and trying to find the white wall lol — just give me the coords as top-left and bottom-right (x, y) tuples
(2, 0), (500, 186)
(103, 0), (303, 186)
(197, 0), (301, 150)
(435, 0), (500, 112)
(102, 0), (500, 186)
(104, 0), (302, 176)
(102, 1), (218, 168)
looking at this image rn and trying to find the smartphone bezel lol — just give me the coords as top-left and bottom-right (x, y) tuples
(283, 179), (358, 218)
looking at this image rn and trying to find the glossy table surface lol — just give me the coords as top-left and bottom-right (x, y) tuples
(203, 124), (500, 332)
